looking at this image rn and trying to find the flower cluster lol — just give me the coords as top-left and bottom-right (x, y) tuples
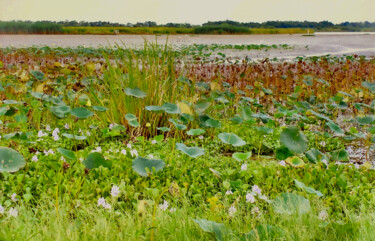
(97, 197), (111, 210)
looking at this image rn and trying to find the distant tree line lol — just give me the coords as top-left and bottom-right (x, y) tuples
(1, 20), (374, 34)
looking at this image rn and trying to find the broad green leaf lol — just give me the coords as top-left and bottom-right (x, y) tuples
(285, 156), (305, 168)
(326, 121), (344, 135)
(357, 116), (375, 125)
(132, 157), (165, 177)
(157, 127), (170, 132)
(0, 147), (26, 173)
(194, 101), (211, 114)
(294, 179), (324, 197)
(275, 146), (294, 160)
(57, 148), (76, 160)
(193, 219), (229, 241)
(62, 133), (87, 140)
(305, 148), (328, 164)
(218, 133), (246, 147)
(330, 149), (349, 162)
(71, 107), (94, 119)
(310, 110), (331, 122)
(125, 87), (147, 98)
(145, 105), (164, 112)
(50, 105), (71, 119)
(232, 152), (252, 162)
(83, 152), (111, 169)
(272, 193), (311, 215)
(186, 128), (206, 136)
(280, 127), (308, 154)
(162, 103), (180, 114)
(92, 106), (108, 112)
(176, 143), (205, 158)
(125, 113), (140, 127)
(30, 70), (45, 81)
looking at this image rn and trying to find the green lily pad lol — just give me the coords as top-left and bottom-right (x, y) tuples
(285, 156), (305, 168)
(157, 127), (170, 132)
(357, 116), (375, 125)
(176, 143), (205, 158)
(0, 147), (26, 173)
(30, 70), (45, 81)
(193, 219), (229, 241)
(280, 127), (308, 154)
(186, 128), (206, 136)
(294, 179), (324, 197)
(50, 105), (71, 119)
(92, 106), (108, 112)
(62, 133), (87, 140)
(125, 113), (140, 127)
(125, 87), (147, 98)
(326, 121), (345, 135)
(162, 103), (180, 114)
(132, 157), (165, 177)
(272, 193), (311, 215)
(218, 133), (246, 147)
(330, 149), (349, 162)
(57, 148), (76, 160)
(145, 105), (164, 112)
(232, 152), (252, 162)
(169, 118), (187, 130)
(83, 152), (111, 170)
(305, 148), (328, 164)
(71, 107), (94, 119)
(275, 146), (294, 160)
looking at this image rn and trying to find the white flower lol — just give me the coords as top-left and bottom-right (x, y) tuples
(37, 130), (48, 138)
(111, 185), (120, 197)
(109, 123), (114, 130)
(228, 205), (237, 217)
(104, 203), (111, 210)
(97, 197), (106, 207)
(252, 185), (262, 195)
(279, 160), (286, 166)
(151, 140), (157, 145)
(0, 204), (4, 214)
(320, 141), (326, 147)
(354, 164), (360, 169)
(225, 190), (233, 195)
(259, 195), (269, 202)
(159, 200), (169, 211)
(8, 208), (18, 217)
(170, 208), (176, 213)
(93, 147), (102, 153)
(148, 154), (154, 159)
(52, 132), (59, 141)
(198, 135), (204, 140)
(246, 193), (255, 203)
(86, 131), (91, 136)
(251, 206), (261, 215)
(45, 125), (51, 132)
(64, 123), (69, 130)
(127, 143), (132, 149)
(78, 129), (82, 133)
(319, 210), (328, 220)
(53, 128), (60, 134)
(60, 156), (66, 162)
(31, 155), (38, 162)
(44, 149), (54, 156)
(241, 164), (247, 171)
(121, 149), (127, 155)
(11, 193), (18, 202)
(130, 149), (138, 157)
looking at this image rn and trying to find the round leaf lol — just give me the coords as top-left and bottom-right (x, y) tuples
(125, 87), (147, 98)
(71, 107), (94, 119)
(83, 152), (111, 169)
(232, 152), (252, 162)
(132, 157), (165, 177)
(272, 193), (311, 215)
(218, 133), (246, 147)
(176, 143), (205, 158)
(0, 147), (26, 173)
(280, 127), (308, 154)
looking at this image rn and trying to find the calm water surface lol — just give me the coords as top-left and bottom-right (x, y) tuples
(1, 33), (374, 59)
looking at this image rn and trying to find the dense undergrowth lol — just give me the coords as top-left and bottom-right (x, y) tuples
(0, 43), (375, 240)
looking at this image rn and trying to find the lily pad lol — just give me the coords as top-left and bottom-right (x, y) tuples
(232, 152), (252, 162)
(294, 179), (324, 197)
(193, 219), (229, 241)
(83, 152), (111, 169)
(272, 193), (311, 215)
(280, 127), (308, 154)
(186, 128), (206, 136)
(176, 143), (205, 158)
(0, 147), (26, 173)
(305, 148), (328, 164)
(50, 105), (71, 119)
(92, 106), (108, 112)
(285, 156), (305, 168)
(70, 107), (94, 119)
(326, 121), (345, 135)
(125, 113), (140, 127)
(57, 148), (76, 160)
(218, 133), (246, 147)
(125, 87), (147, 98)
(132, 157), (165, 177)
(162, 103), (180, 114)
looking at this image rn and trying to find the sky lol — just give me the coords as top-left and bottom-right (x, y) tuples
(0, 0), (374, 24)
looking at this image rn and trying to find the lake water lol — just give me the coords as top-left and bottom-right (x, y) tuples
(1, 33), (375, 59)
